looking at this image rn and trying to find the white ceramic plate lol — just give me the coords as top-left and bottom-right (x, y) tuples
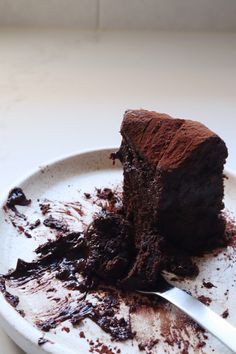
(0, 148), (236, 354)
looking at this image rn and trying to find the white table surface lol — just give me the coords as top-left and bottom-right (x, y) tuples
(0, 28), (235, 353)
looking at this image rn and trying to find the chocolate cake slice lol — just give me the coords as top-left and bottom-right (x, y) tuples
(113, 109), (228, 288)
(84, 109), (228, 290)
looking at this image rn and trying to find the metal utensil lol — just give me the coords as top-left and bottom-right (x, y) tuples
(138, 279), (236, 352)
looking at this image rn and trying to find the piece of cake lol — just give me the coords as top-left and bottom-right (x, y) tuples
(85, 109), (228, 290)
(84, 212), (133, 283)
(113, 109), (228, 288)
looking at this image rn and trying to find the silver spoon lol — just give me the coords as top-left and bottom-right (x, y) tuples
(138, 278), (236, 352)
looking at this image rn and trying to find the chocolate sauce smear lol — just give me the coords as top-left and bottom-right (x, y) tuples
(1, 187), (236, 352)
(4, 228), (135, 341)
(0, 276), (19, 307)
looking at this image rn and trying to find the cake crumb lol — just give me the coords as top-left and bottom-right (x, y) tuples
(202, 281), (216, 289)
(221, 309), (229, 318)
(62, 326), (70, 333)
(198, 295), (212, 306)
(79, 331), (85, 338)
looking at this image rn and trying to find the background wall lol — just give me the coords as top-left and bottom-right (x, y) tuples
(0, 0), (236, 30)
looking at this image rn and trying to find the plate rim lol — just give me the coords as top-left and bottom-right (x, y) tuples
(0, 147), (235, 354)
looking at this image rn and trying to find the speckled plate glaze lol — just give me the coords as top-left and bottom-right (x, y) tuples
(0, 148), (236, 354)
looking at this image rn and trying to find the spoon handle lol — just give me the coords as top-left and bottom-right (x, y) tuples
(160, 287), (236, 352)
